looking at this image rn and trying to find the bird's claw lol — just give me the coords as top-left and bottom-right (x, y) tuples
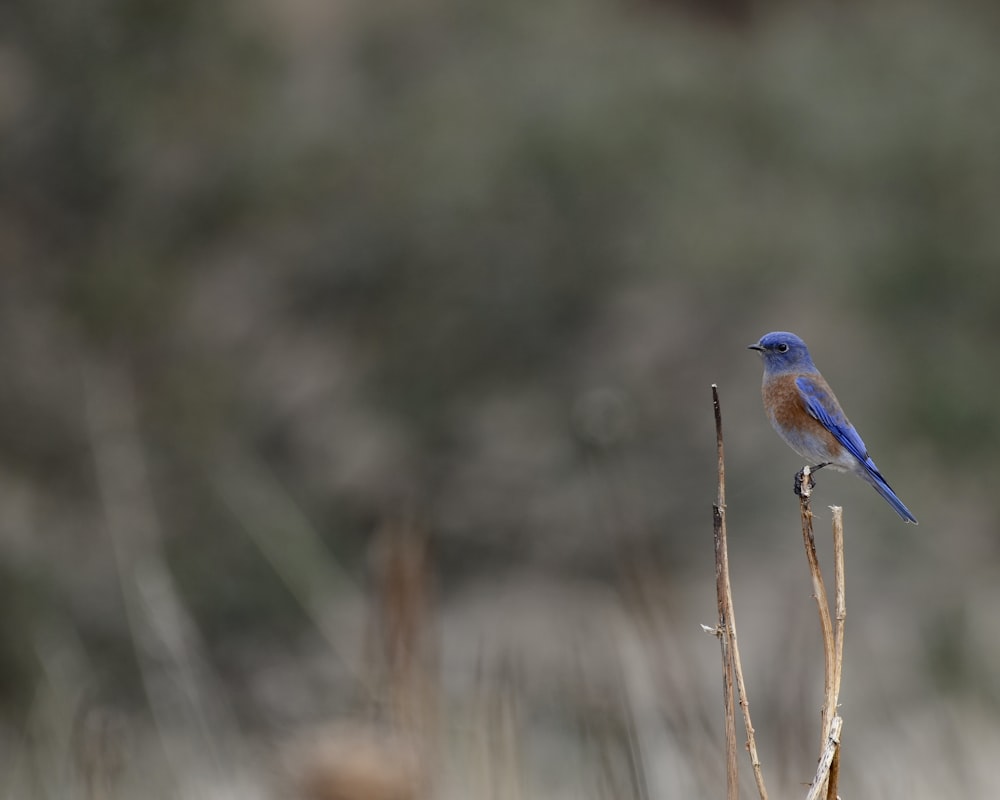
(793, 467), (816, 497)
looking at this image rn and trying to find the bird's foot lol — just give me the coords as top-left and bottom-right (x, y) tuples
(793, 468), (815, 497)
(793, 463), (829, 497)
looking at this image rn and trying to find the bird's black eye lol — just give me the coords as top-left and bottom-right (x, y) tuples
(776, 343), (789, 353)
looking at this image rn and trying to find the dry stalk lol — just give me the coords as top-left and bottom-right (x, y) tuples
(709, 388), (847, 800)
(827, 507), (846, 800)
(796, 476), (847, 799)
(805, 715), (843, 800)
(796, 471), (836, 757)
(712, 504), (739, 800)
(710, 386), (769, 800)
(830, 507), (846, 707)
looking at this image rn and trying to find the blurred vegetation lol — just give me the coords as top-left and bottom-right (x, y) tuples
(2, 0), (1000, 794)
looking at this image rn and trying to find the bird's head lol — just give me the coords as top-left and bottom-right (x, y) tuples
(748, 331), (816, 373)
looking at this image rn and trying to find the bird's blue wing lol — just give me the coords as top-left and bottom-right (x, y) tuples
(794, 375), (869, 463)
(795, 376), (918, 523)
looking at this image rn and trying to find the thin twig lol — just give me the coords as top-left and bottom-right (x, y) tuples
(712, 386), (739, 800)
(713, 507), (739, 800)
(797, 469), (836, 760)
(826, 507), (846, 800)
(711, 386), (769, 800)
(728, 598), (767, 800)
(805, 716), (843, 800)
(830, 507), (846, 707)
(826, 745), (841, 800)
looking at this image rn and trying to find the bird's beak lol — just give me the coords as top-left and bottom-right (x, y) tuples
(747, 344), (764, 352)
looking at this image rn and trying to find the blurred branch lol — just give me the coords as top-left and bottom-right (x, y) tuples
(709, 385), (768, 800)
(368, 513), (437, 747)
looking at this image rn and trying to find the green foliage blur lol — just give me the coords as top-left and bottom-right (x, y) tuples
(1, 0), (1000, 746)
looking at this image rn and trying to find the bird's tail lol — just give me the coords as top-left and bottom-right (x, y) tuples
(861, 460), (918, 524)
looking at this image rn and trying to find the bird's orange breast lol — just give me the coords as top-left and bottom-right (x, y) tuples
(762, 373), (844, 458)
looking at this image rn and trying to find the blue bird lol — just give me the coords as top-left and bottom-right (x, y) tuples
(749, 331), (917, 524)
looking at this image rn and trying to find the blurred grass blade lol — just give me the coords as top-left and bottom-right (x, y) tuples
(85, 362), (239, 796)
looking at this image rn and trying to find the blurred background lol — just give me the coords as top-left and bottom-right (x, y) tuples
(2, 0), (1000, 796)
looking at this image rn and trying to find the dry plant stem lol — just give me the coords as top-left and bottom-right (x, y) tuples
(711, 386), (769, 800)
(796, 470), (836, 760)
(713, 505), (739, 800)
(830, 507), (846, 709)
(826, 745), (841, 800)
(805, 716), (843, 800)
(712, 385), (739, 800)
(826, 507), (846, 800)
